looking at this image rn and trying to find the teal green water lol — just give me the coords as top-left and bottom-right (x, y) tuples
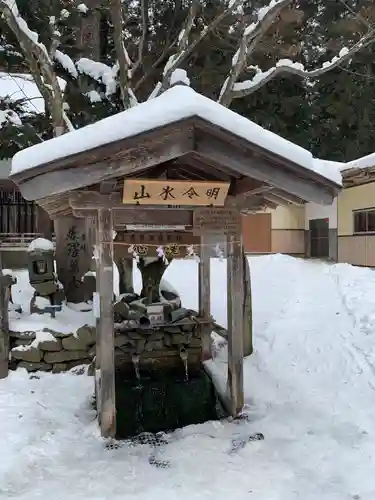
(115, 366), (222, 439)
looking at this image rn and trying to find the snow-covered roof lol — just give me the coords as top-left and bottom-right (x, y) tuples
(11, 85), (342, 185)
(343, 152), (375, 172)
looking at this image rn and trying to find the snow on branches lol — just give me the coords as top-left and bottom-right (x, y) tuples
(0, 0), (73, 135)
(219, 0), (375, 107)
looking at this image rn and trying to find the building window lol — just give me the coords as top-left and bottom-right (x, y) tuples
(353, 209), (375, 233)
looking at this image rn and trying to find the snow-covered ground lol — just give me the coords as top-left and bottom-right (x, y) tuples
(1, 255), (374, 500)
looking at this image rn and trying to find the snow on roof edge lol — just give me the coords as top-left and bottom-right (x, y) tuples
(11, 85), (342, 186)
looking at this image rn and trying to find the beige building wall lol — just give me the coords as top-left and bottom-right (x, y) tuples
(337, 183), (375, 267)
(270, 206), (305, 255)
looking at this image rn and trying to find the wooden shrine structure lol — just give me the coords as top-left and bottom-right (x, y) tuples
(10, 89), (341, 438)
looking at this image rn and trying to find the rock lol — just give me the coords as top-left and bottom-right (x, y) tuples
(164, 334), (172, 347)
(165, 326), (182, 334)
(113, 300), (130, 318)
(129, 299), (147, 313)
(52, 363), (68, 373)
(135, 339), (146, 353)
(43, 327), (72, 339)
(9, 331), (36, 341)
(145, 340), (165, 351)
(38, 338), (62, 352)
(160, 289), (179, 302)
(33, 282), (59, 296)
(18, 361), (52, 372)
(11, 346), (42, 363)
(15, 339), (32, 347)
(87, 361), (95, 376)
(44, 350), (88, 363)
(67, 359), (91, 371)
(172, 333), (192, 345)
(120, 292), (140, 304)
(62, 335), (89, 351)
(127, 331), (145, 340)
(189, 338), (202, 347)
(88, 345), (96, 359)
(115, 335), (135, 347)
(148, 332), (164, 341)
(76, 325), (95, 346)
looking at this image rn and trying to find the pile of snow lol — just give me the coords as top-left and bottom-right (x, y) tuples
(10, 269), (94, 334)
(11, 85), (342, 185)
(344, 152), (375, 172)
(28, 237), (54, 252)
(1, 255), (375, 499)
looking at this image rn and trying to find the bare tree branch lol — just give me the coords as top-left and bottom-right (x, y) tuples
(229, 29), (375, 101)
(109, 0), (137, 109)
(0, 0), (69, 136)
(132, 0), (148, 75)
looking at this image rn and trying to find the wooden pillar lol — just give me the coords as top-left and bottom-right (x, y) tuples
(242, 248), (253, 356)
(0, 274), (12, 379)
(227, 235), (244, 416)
(97, 208), (116, 438)
(36, 206), (53, 239)
(198, 234), (211, 360)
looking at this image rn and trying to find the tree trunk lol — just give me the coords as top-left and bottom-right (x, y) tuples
(116, 258), (134, 294)
(138, 257), (169, 303)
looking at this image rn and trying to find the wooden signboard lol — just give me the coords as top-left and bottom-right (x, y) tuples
(115, 231), (200, 257)
(122, 179), (230, 206)
(193, 208), (241, 236)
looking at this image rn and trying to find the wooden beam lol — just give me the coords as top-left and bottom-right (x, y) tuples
(98, 208), (116, 438)
(196, 138), (335, 205)
(227, 235), (244, 417)
(199, 234), (211, 361)
(269, 189), (305, 205)
(72, 206), (194, 226)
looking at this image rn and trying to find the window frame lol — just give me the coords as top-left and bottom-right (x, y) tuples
(353, 208), (375, 234)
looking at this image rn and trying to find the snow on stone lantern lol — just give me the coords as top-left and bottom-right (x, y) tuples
(28, 238), (56, 290)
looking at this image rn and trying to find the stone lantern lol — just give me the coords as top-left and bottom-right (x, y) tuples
(28, 239), (64, 314)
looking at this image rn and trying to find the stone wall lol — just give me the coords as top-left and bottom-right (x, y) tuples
(9, 319), (206, 374)
(9, 325), (95, 373)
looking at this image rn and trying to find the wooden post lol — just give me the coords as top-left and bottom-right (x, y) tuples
(198, 234), (211, 360)
(98, 208), (116, 438)
(227, 235), (244, 417)
(0, 274), (12, 379)
(242, 248), (253, 356)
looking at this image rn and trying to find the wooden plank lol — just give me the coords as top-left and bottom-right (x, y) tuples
(196, 138), (336, 205)
(98, 208), (116, 438)
(193, 207), (241, 236)
(198, 234), (211, 361)
(72, 207), (194, 226)
(227, 235), (244, 417)
(122, 179), (230, 206)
